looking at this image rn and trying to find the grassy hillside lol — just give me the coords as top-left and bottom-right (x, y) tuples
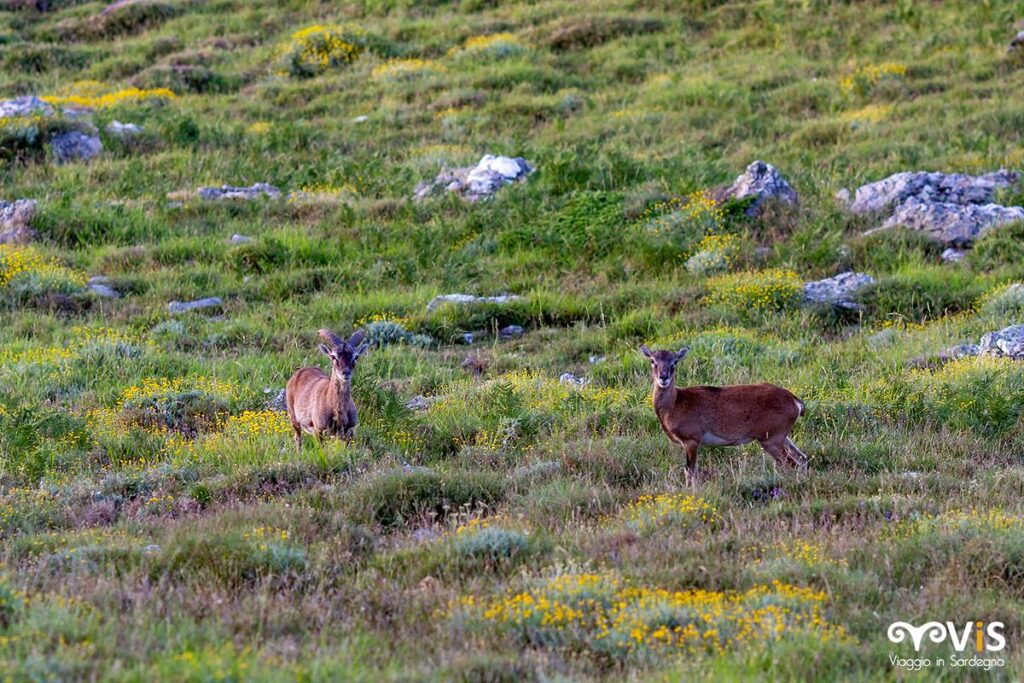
(2, 0), (1024, 679)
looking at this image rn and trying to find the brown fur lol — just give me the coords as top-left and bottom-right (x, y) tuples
(286, 329), (368, 452)
(640, 345), (807, 483)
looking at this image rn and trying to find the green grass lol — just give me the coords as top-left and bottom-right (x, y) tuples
(2, 0), (1024, 679)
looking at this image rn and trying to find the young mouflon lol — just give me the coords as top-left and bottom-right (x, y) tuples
(286, 329), (368, 452)
(640, 344), (807, 483)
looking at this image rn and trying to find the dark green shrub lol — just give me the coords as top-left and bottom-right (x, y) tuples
(846, 228), (943, 273)
(859, 267), (986, 322)
(346, 468), (506, 529)
(966, 221), (1024, 273)
(538, 16), (663, 51)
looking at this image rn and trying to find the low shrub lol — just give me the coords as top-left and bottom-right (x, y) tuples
(345, 468), (506, 529)
(704, 268), (803, 315)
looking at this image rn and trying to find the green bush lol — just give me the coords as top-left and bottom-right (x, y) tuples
(453, 526), (530, 561)
(846, 229), (943, 273)
(859, 267), (986, 322)
(704, 268), (803, 315)
(346, 468), (506, 529)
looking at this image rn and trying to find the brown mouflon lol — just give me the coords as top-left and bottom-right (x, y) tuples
(640, 344), (807, 483)
(286, 329), (368, 452)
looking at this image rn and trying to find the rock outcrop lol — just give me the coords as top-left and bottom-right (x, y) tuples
(197, 183), (281, 201)
(803, 271), (875, 309)
(50, 131), (103, 164)
(714, 160), (799, 217)
(842, 169), (1024, 246)
(414, 155), (533, 202)
(426, 293), (522, 312)
(0, 199), (38, 244)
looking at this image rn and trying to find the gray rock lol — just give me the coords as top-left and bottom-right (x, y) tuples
(228, 233), (254, 244)
(49, 131), (103, 164)
(941, 247), (966, 262)
(88, 276), (110, 285)
(0, 96), (53, 118)
(198, 183), (281, 201)
(168, 297), (223, 314)
(559, 372), (589, 389)
(844, 170), (1019, 215)
(414, 154), (533, 202)
(1011, 29), (1024, 49)
(980, 324), (1024, 359)
(89, 284), (120, 298)
(105, 120), (142, 137)
(460, 332), (476, 345)
(265, 388), (287, 412)
(426, 293), (522, 312)
(142, 544), (162, 555)
(0, 199), (38, 244)
(405, 395), (440, 411)
(588, 355), (606, 364)
(877, 198), (1024, 246)
(352, 115), (369, 123)
(499, 324), (525, 339)
(944, 343), (980, 359)
(715, 160), (798, 217)
(803, 271), (875, 307)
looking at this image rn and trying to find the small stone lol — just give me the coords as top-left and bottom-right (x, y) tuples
(0, 96), (53, 118)
(228, 234), (254, 244)
(168, 297), (223, 314)
(499, 324), (525, 339)
(405, 395), (439, 411)
(265, 388), (286, 412)
(803, 271), (875, 307)
(142, 544), (161, 554)
(88, 275), (110, 285)
(49, 131), (103, 164)
(559, 372), (589, 389)
(352, 115), (369, 123)
(460, 332), (475, 345)
(89, 284), (120, 298)
(588, 355), (605, 364)
(105, 120), (143, 137)
(197, 183), (281, 201)
(941, 247), (966, 262)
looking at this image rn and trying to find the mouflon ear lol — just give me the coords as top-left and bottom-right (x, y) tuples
(675, 346), (690, 360)
(354, 342), (369, 359)
(319, 343), (332, 356)
(348, 329), (365, 348)
(639, 344), (654, 359)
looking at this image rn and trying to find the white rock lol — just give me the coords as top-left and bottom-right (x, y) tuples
(168, 297), (223, 313)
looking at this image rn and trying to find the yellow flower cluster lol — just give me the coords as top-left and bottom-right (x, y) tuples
(448, 33), (525, 58)
(371, 59), (445, 81)
(278, 25), (365, 77)
(0, 346), (76, 368)
(288, 182), (359, 205)
(751, 539), (848, 568)
(618, 493), (720, 533)
(705, 268), (803, 313)
(888, 508), (1024, 540)
(0, 245), (86, 289)
(242, 526), (289, 542)
(456, 574), (847, 659)
(118, 376), (239, 407)
(838, 103), (893, 124)
(42, 87), (176, 110)
(221, 410), (292, 438)
(840, 63), (907, 94)
(245, 121), (270, 135)
(644, 190), (725, 240)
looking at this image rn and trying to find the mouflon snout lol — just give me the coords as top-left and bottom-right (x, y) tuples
(640, 344), (690, 389)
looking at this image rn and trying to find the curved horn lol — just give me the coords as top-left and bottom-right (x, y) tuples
(347, 329), (366, 347)
(318, 329), (344, 346)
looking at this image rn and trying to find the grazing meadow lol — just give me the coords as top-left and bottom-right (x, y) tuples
(2, 0), (1024, 679)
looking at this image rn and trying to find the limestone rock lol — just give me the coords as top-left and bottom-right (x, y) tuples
(844, 170), (1018, 215)
(803, 271), (875, 308)
(878, 198), (1024, 247)
(715, 160), (798, 217)
(197, 183), (281, 201)
(426, 293), (522, 312)
(50, 131), (103, 164)
(413, 154), (533, 202)
(168, 297), (222, 313)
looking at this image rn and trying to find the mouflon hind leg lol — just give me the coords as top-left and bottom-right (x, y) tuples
(785, 437), (809, 470)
